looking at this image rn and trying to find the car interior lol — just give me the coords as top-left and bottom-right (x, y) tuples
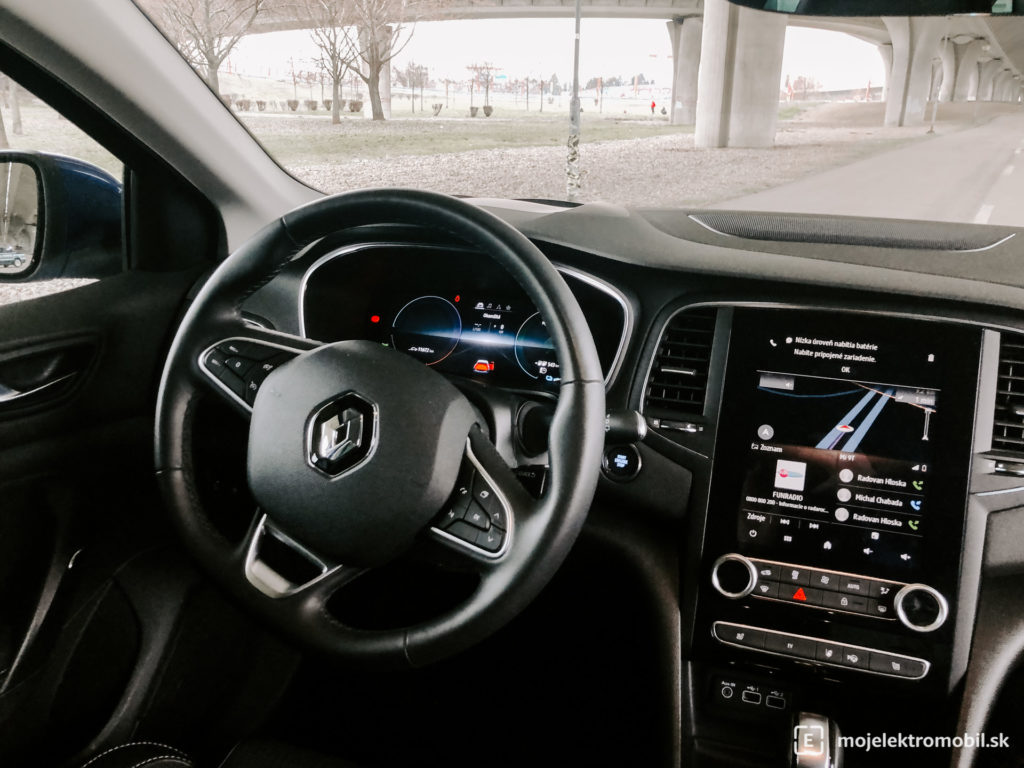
(3, 0), (1024, 767)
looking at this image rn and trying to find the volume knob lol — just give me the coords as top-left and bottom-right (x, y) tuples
(711, 554), (758, 599)
(894, 584), (948, 633)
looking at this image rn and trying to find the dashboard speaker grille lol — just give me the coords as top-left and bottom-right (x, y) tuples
(993, 332), (1024, 453)
(644, 307), (717, 417)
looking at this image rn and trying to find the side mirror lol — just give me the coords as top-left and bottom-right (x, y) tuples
(0, 150), (122, 281)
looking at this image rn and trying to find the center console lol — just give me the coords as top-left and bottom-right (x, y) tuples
(697, 307), (981, 697)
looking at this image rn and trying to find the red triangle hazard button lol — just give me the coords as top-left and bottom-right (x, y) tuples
(792, 588), (808, 602)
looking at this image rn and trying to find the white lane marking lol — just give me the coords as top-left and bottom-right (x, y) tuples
(975, 204), (995, 224)
(1004, 165), (1016, 176)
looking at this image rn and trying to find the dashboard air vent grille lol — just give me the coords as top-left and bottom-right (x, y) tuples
(994, 332), (1024, 453)
(644, 307), (717, 417)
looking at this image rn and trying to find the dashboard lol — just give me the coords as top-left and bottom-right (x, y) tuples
(239, 205), (1024, 767)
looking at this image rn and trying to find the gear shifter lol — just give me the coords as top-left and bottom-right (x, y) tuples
(792, 712), (843, 768)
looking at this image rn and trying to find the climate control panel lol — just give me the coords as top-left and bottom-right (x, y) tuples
(710, 554), (948, 632)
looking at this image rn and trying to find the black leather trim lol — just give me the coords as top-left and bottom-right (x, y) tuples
(78, 741), (191, 768)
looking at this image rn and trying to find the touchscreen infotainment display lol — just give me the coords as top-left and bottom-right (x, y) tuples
(721, 309), (979, 577)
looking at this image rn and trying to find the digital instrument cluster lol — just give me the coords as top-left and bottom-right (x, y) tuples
(299, 244), (627, 393)
(367, 293), (561, 389)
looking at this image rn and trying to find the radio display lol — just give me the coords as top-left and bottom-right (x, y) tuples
(716, 309), (981, 578)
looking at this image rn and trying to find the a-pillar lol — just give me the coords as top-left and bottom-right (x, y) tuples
(978, 59), (1002, 101)
(882, 17), (945, 126)
(694, 0), (787, 148)
(953, 38), (986, 101)
(667, 16), (702, 125)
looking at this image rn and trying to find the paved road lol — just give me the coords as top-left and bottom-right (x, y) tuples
(716, 112), (1024, 227)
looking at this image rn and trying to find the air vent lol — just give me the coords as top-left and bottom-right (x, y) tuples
(644, 307), (717, 417)
(994, 331), (1024, 454)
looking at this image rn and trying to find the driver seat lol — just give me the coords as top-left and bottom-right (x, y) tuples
(78, 740), (362, 768)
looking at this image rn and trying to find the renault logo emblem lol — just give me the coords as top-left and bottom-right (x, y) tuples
(307, 392), (376, 476)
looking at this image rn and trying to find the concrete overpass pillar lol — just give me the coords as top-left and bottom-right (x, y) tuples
(882, 18), (945, 126)
(978, 59), (1002, 101)
(877, 43), (893, 102)
(938, 38), (956, 102)
(694, 0), (786, 148)
(993, 70), (1011, 101)
(954, 39), (985, 101)
(667, 17), (702, 125)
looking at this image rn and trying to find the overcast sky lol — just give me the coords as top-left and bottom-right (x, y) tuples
(230, 21), (886, 92)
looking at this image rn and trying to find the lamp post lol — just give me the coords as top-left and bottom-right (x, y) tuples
(566, 0), (583, 200)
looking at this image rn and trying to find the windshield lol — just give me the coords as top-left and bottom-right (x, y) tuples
(135, 1), (1024, 226)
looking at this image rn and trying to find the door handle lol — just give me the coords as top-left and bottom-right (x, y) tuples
(0, 371), (78, 404)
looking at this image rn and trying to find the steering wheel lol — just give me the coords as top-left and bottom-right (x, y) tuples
(154, 189), (605, 666)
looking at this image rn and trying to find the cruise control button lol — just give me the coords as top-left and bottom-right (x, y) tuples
(715, 624), (765, 649)
(869, 652), (925, 678)
(839, 647), (870, 670)
(765, 633), (816, 659)
(475, 527), (504, 552)
(224, 356), (255, 378)
(779, 566), (811, 586)
(810, 570), (840, 591)
(487, 504), (508, 530)
(218, 370), (247, 399)
(217, 340), (280, 361)
(472, 473), (501, 515)
(204, 349), (229, 375)
(436, 505), (467, 529)
(445, 521), (479, 544)
(824, 591), (867, 613)
(464, 502), (491, 531)
(815, 640), (845, 665)
(753, 580), (780, 599)
(838, 576), (868, 595)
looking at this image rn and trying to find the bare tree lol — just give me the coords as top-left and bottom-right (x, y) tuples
(143, 0), (266, 96)
(341, 0), (416, 121)
(302, 0), (354, 124)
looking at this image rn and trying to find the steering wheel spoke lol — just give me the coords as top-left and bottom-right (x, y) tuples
(427, 428), (536, 566)
(197, 331), (317, 413)
(241, 513), (365, 599)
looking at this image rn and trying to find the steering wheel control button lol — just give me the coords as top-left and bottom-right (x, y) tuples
(218, 340), (279, 361)
(475, 527), (505, 552)
(464, 503), (491, 531)
(225, 356), (255, 378)
(711, 554), (757, 599)
(438, 506), (468, 529)
(446, 521), (480, 544)
(894, 584), (949, 633)
(601, 444), (641, 481)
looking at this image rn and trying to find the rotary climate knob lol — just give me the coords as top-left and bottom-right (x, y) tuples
(894, 584), (948, 633)
(711, 554), (758, 599)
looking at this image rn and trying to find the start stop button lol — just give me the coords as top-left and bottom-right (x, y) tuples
(602, 444), (642, 482)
